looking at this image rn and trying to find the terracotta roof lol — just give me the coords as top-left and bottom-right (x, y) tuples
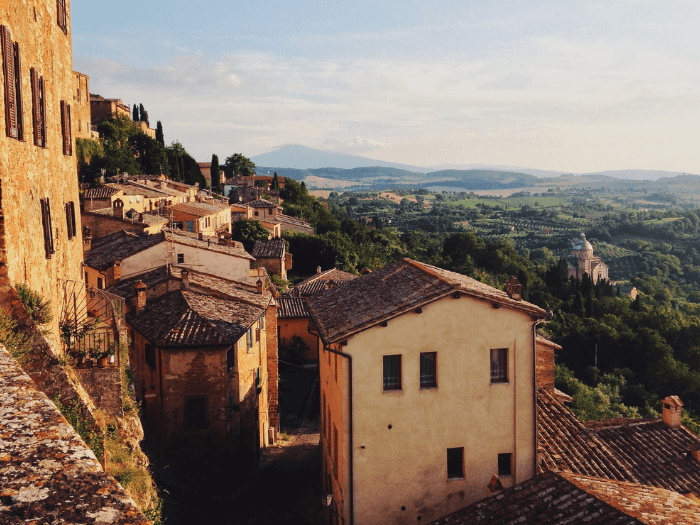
(126, 289), (264, 347)
(295, 267), (357, 288)
(165, 229), (254, 260)
(306, 258), (546, 344)
(166, 201), (229, 218)
(277, 214), (315, 235)
(247, 199), (277, 209)
(429, 471), (700, 525)
(537, 389), (636, 481)
(108, 266), (169, 300)
(85, 232), (165, 271)
(277, 296), (308, 319)
(83, 186), (122, 199)
(169, 266), (272, 309)
(0, 345), (149, 523)
(535, 334), (562, 349)
(593, 420), (700, 495)
(251, 238), (285, 259)
(108, 182), (169, 199)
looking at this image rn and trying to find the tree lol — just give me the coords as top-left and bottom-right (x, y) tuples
(272, 172), (279, 190)
(211, 154), (221, 194)
(139, 103), (149, 126)
(155, 121), (164, 145)
(223, 153), (256, 178)
(231, 219), (270, 252)
(132, 104), (139, 121)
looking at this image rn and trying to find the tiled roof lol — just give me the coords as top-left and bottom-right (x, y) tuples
(169, 266), (272, 309)
(429, 471), (700, 525)
(593, 419), (700, 495)
(277, 214), (315, 235)
(83, 186), (122, 199)
(0, 345), (149, 523)
(126, 289), (264, 347)
(295, 267), (357, 288)
(166, 201), (229, 217)
(277, 296), (308, 319)
(108, 182), (169, 199)
(247, 199), (277, 208)
(251, 238), (285, 259)
(85, 232), (165, 271)
(306, 258), (546, 344)
(108, 267), (169, 300)
(165, 229), (254, 260)
(537, 389), (636, 481)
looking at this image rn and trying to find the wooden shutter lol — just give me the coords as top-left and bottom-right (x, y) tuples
(56, 0), (68, 34)
(40, 198), (55, 259)
(31, 68), (42, 146)
(60, 101), (72, 155)
(39, 77), (47, 148)
(65, 201), (77, 239)
(13, 42), (24, 141)
(1, 25), (18, 138)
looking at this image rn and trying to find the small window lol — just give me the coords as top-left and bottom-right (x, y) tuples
(186, 220), (194, 232)
(383, 355), (402, 391)
(227, 347), (235, 372)
(30, 68), (47, 147)
(498, 453), (512, 476)
(260, 314), (266, 330)
(97, 277), (104, 289)
(145, 344), (155, 369)
(246, 328), (253, 351)
(447, 447), (464, 479)
(185, 397), (207, 429)
(177, 253), (185, 264)
(420, 352), (437, 388)
(490, 348), (508, 383)
(56, 0), (68, 34)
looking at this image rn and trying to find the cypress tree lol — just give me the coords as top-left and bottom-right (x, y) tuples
(272, 172), (279, 190)
(139, 103), (149, 126)
(132, 104), (139, 121)
(211, 154), (221, 193)
(155, 121), (164, 145)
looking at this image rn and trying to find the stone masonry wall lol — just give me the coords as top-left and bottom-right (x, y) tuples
(75, 366), (124, 419)
(73, 71), (91, 139)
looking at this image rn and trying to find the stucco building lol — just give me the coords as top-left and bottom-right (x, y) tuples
(166, 201), (231, 236)
(306, 259), (546, 525)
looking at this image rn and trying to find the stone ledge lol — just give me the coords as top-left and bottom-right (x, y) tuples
(0, 345), (149, 524)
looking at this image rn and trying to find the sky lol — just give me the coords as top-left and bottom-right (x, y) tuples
(72, 0), (700, 173)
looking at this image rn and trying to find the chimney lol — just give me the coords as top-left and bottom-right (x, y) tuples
(486, 475), (504, 498)
(113, 260), (121, 282)
(316, 266), (322, 274)
(505, 276), (523, 301)
(662, 396), (683, 429)
(83, 226), (92, 253)
(256, 278), (263, 294)
(181, 269), (190, 290)
(135, 281), (147, 315)
(113, 198), (124, 219)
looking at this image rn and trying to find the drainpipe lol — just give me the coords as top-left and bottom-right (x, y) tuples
(309, 315), (354, 525)
(532, 318), (546, 475)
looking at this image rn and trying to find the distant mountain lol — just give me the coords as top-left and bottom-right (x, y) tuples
(581, 169), (698, 181)
(251, 145), (432, 172)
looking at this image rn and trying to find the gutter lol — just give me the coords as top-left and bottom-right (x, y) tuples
(532, 318), (546, 476)
(308, 315), (354, 525)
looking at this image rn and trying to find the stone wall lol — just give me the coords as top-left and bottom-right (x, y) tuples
(0, 344), (148, 523)
(75, 366), (123, 418)
(73, 71), (92, 139)
(536, 337), (559, 392)
(81, 211), (148, 239)
(0, 0), (86, 343)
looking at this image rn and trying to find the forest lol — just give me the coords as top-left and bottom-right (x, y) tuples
(249, 179), (700, 427)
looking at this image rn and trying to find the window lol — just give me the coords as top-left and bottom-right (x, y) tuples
(177, 253), (185, 264)
(246, 328), (253, 351)
(383, 355), (402, 391)
(333, 424), (339, 476)
(145, 344), (155, 369)
(420, 352), (437, 388)
(40, 198), (54, 259)
(60, 101), (72, 156)
(447, 447), (464, 479)
(65, 202), (77, 239)
(227, 347), (235, 372)
(498, 453), (512, 476)
(490, 348), (508, 383)
(186, 220), (194, 232)
(56, 0), (68, 34)
(97, 277), (103, 289)
(2, 25), (24, 141)
(260, 314), (266, 330)
(185, 397), (207, 429)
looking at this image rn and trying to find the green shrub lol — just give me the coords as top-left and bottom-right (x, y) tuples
(17, 284), (53, 325)
(0, 309), (32, 364)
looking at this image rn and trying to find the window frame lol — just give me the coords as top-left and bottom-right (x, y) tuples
(447, 447), (464, 480)
(382, 354), (402, 391)
(420, 352), (437, 388)
(30, 68), (47, 148)
(2, 25), (24, 141)
(490, 348), (508, 384)
(177, 253), (185, 264)
(226, 346), (235, 372)
(498, 453), (513, 476)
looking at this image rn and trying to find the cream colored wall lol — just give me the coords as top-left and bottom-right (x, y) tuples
(327, 294), (537, 525)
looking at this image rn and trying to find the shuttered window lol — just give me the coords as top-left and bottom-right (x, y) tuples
(56, 0), (68, 34)
(40, 198), (55, 259)
(2, 25), (24, 140)
(60, 101), (72, 156)
(65, 201), (77, 239)
(30, 68), (47, 147)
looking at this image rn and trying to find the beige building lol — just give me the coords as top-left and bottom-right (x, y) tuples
(166, 201), (231, 236)
(90, 96), (130, 124)
(73, 71), (96, 140)
(568, 233), (609, 281)
(306, 260), (546, 525)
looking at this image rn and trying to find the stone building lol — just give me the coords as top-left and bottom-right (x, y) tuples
(568, 233), (609, 282)
(1, 0), (86, 340)
(306, 260), (546, 525)
(251, 238), (292, 280)
(72, 71), (95, 140)
(123, 268), (279, 463)
(166, 200), (232, 236)
(89, 95), (129, 124)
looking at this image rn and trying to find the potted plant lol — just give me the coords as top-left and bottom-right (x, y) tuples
(75, 348), (87, 367)
(91, 346), (114, 368)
